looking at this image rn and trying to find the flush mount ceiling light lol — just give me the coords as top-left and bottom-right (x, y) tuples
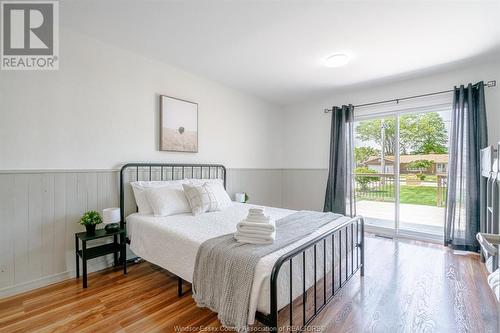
(324, 54), (350, 68)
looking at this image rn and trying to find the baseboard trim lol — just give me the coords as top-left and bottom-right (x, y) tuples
(0, 271), (73, 299)
(0, 258), (115, 299)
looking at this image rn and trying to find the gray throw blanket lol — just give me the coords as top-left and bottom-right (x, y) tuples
(192, 210), (341, 331)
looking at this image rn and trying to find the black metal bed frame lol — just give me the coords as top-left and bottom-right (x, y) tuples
(119, 162), (364, 332)
(258, 216), (364, 330)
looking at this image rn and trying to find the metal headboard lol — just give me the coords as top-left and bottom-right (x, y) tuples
(119, 163), (227, 229)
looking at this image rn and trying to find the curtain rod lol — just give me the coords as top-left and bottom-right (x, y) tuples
(323, 80), (496, 113)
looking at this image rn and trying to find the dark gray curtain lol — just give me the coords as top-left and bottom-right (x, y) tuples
(324, 105), (355, 216)
(445, 82), (488, 251)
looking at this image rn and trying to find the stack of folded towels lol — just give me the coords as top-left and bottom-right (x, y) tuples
(234, 208), (276, 245)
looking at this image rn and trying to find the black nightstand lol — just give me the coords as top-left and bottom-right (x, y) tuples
(75, 228), (127, 288)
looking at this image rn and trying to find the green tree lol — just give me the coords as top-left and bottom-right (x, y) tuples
(355, 113), (448, 155)
(412, 113), (448, 154)
(406, 159), (433, 171)
(406, 159), (433, 180)
(355, 118), (401, 155)
(354, 146), (380, 166)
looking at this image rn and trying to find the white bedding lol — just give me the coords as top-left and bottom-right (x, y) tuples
(127, 202), (350, 325)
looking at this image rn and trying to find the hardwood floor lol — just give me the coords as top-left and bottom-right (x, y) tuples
(0, 236), (498, 333)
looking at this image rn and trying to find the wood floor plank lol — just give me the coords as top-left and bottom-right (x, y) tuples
(0, 236), (497, 333)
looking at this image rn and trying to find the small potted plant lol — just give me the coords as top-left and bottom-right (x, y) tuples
(79, 211), (102, 235)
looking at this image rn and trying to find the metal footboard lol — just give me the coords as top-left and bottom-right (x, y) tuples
(256, 216), (365, 331)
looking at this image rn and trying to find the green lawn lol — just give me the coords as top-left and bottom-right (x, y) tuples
(356, 185), (442, 206)
(400, 186), (438, 206)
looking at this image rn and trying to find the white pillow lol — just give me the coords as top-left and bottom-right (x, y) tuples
(144, 186), (191, 217)
(131, 180), (186, 214)
(205, 182), (232, 209)
(185, 179), (231, 210)
(183, 183), (222, 215)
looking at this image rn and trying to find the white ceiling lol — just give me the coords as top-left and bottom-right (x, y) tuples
(61, 0), (500, 106)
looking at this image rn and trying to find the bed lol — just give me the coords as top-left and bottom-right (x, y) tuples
(120, 163), (364, 331)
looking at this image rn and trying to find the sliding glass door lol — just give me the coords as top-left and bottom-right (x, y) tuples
(354, 116), (397, 231)
(353, 108), (450, 239)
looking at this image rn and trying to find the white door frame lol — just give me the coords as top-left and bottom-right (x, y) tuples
(354, 103), (451, 242)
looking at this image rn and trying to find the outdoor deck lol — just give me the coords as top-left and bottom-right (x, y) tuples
(356, 200), (444, 235)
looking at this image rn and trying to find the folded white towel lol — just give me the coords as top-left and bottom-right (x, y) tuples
(247, 212), (265, 217)
(235, 230), (276, 239)
(246, 211), (268, 217)
(247, 208), (266, 218)
(248, 208), (264, 214)
(233, 207), (276, 244)
(245, 217), (270, 223)
(234, 231), (275, 245)
(237, 220), (275, 233)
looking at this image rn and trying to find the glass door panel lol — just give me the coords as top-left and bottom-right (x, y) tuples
(354, 116), (397, 230)
(398, 111), (450, 236)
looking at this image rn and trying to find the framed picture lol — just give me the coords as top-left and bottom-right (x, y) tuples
(160, 95), (198, 152)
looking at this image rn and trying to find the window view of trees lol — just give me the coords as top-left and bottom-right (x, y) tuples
(406, 159), (433, 171)
(354, 146), (380, 167)
(355, 112), (448, 156)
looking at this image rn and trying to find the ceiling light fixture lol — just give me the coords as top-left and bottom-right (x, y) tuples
(324, 54), (350, 68)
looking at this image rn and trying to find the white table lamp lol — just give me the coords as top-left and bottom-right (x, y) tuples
(102, 208), (120, 224)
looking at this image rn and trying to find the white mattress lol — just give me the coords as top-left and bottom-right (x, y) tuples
(127, 202), (351, 324)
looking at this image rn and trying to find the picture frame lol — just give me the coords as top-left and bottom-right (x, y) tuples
(160, 95), (198, 153)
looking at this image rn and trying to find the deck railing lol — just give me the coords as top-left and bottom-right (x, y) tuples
(354, 173), (448, 207)
(355, 173), (395, 202)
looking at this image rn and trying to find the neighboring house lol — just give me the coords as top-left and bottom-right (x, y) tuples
(363, 154), (449, 174)
(361, 156), (395, 174)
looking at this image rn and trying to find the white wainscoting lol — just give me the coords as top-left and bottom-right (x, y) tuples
(0, 168), (284, 297)
(0, 171), (120, 297)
